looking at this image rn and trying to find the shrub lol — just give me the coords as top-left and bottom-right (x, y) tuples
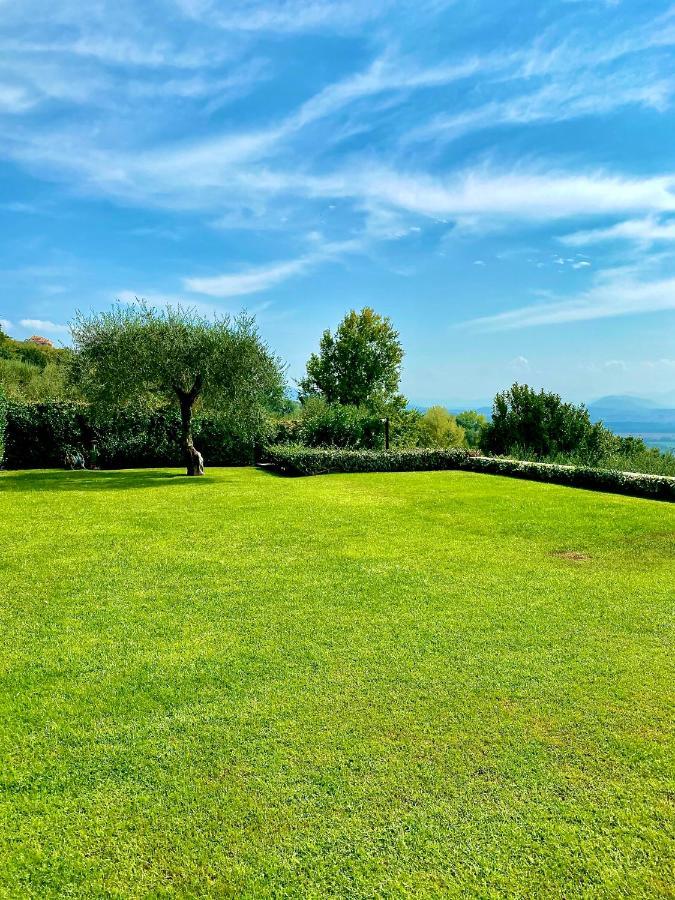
(2, 401), (266, 469)
(265, 445), (473, 475)
(0, 357), (75, 402)
(263, 445), (675, 501)
(0, 386), (6, 466)
(420, 406), (466, 448)
(292, 397), (383, 448)
(455, 410), (488, 449)
(271, 400), (431, 451)
(483, 383), (611, 461)
(4, 401), (89, 468)
(510, 441), (675, 478)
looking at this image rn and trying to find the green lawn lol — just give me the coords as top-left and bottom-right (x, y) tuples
(1, 468), (673, 898)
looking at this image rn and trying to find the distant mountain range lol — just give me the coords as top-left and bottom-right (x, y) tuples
(584, 396), (675, 450)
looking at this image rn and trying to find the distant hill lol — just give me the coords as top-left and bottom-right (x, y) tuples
(586, 395), (675, 448)
(588, 395), (659, 412)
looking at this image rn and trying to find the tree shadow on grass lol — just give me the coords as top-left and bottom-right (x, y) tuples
(0, 469), (222, 492)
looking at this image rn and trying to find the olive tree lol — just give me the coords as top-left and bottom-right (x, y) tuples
(71, 303), (285, 475)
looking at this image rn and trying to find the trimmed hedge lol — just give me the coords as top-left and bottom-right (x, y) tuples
(3, 401), (258, 469)
(263, 445), (675, 501)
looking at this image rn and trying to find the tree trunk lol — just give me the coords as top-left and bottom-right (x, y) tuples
(179, 396), (204, 476)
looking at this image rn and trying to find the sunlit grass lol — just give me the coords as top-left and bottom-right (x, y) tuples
(1, 467), (673, 897)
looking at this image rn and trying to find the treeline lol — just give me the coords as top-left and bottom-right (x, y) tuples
(1, 309), (673, 477)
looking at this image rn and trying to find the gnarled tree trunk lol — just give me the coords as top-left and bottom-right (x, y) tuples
(178, 390), (204, 476)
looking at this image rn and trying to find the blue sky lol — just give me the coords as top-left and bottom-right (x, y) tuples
(2, 0), (675, 406)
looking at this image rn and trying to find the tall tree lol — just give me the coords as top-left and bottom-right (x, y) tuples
(71, 303), (285, 475)
(298, 308), (404, 409)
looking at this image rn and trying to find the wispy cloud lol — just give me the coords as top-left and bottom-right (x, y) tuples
(406, 71), (673, 146)
(462, 271), (675, 331)
(561, 216), (675, 246)
(173, 0), (437, 34)
(337, 166), (675, 222)
(184, 238), (362, 297)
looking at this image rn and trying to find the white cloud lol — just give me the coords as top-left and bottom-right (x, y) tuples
(462, 271), (675, 331)
(0, 318), (13, 332)
(642, 358), (675, 369)
(184, 238), (362, 297)
(561, 216), (675, 246)
(173, 0), (437, 34)
(19, 318), (70, 334)
(406, 72), (673, 147)
(511, 355), (530, 370)
(338, 166), (675, 222)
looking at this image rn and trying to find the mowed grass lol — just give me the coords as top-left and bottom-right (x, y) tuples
(0, 468), (673, 899)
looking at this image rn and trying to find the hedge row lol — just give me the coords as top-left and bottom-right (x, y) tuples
(263, 446), (675, 501)
(2, 401), (257, 469)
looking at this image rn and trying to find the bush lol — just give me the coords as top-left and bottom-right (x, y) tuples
(0, 357), (75, 402)
(456, 410), (488, 449)
(0, 386), (6, 466)
(265, 445), (473, 475)
(3, 401), (264, 469)
(293, 397), (383, 448)
(4, 401), (89, 468)
(271, 400), (431, 451)
(483, 384), (611, 461)
(511, 442), (675, 478)
(420, 406), (466, 448)
(263, 445), (675, 501)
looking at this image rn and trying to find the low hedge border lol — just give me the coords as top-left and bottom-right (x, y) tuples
(263, 446), (675, 502)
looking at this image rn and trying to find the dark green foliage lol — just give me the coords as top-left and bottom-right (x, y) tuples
(71, 303), (285, 474)
(271, 399), (429, 450)
(298, 307), (404, 408)
(264, 445), (675, 501)
(456, 410), (488, 448)
(3, 401), (261, 469)
(266, 444), (470, 475)
(483, 383), (613, 462)
(0, 386), (6, 465)
(292, 398), (383, 448)
(4, 401), (88, 468)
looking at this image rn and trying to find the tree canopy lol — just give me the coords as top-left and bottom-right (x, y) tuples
(420, 406), (466, 448)
(71, 303), (285, 475)
(483, 383), (610, 459)
(298, 307), (404, 409)
(456, 410), (488, 449)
